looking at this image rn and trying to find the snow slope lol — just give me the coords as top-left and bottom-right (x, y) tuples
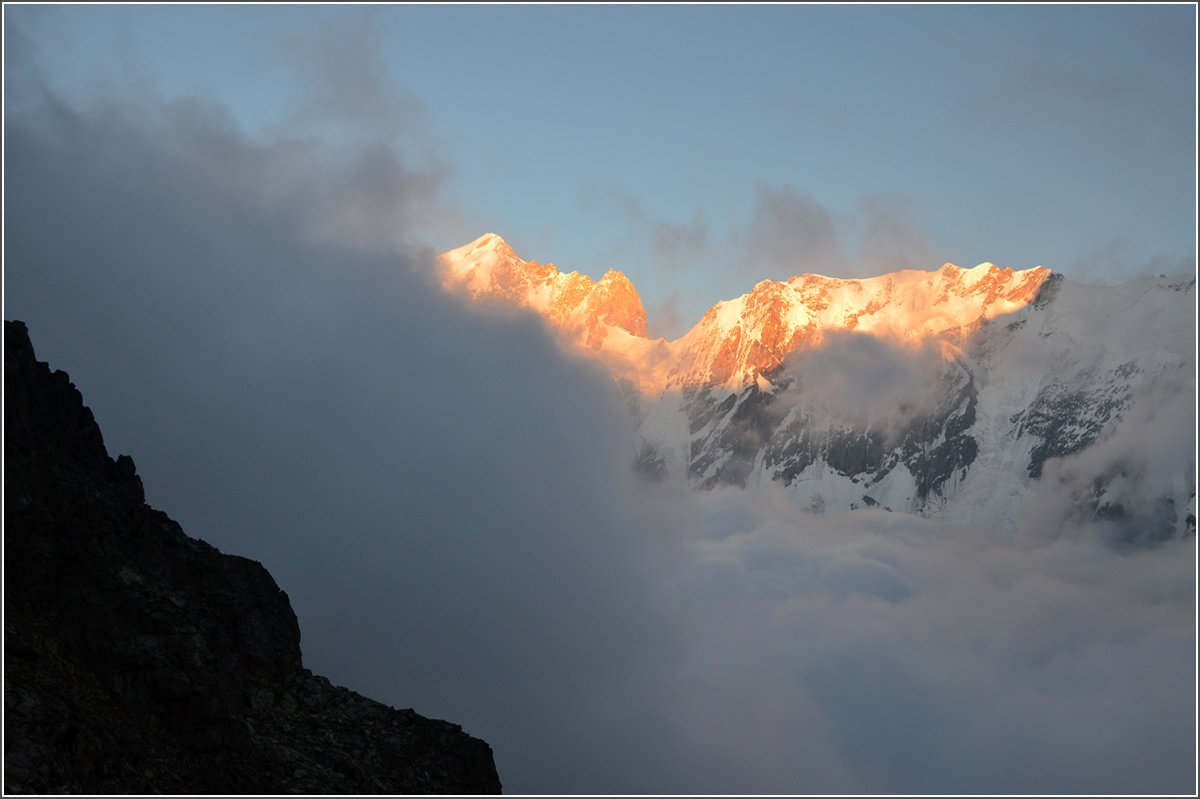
(438, 235), (1196, 543)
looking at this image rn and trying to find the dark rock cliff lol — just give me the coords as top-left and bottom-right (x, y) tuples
(3, 320), (502, 795)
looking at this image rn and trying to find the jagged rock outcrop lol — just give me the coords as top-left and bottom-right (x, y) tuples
(3, 320), (502, 795)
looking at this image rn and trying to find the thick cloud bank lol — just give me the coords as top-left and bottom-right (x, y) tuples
(5, 69), (1195, 794)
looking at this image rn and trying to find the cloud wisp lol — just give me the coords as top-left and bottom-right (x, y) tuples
(4, 34), (1195, 795)
(741, 182), (849, 281)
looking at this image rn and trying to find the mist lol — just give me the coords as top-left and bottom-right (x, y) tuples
(5, 42), (1195, 796)
(771, 329), (953, 446)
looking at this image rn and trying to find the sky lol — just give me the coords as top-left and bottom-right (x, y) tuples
(3, 4), (1198, 795)
(5, 3), (1196, 338)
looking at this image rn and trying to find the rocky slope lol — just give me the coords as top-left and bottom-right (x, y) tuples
(663, 261), (1049, 388)
(3, 320), (502, 795)
(657, 272), (1194, 540)
(438, 236), (1196, 544)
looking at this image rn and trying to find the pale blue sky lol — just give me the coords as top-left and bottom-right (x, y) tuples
(7, 3), (1197, 337)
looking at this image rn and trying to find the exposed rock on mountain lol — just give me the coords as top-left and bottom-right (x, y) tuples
(437, 236), (1196, 544)
(3, 320), (502, 795)
(666, 262), (1050, 389)
(440, 232), (647, 350)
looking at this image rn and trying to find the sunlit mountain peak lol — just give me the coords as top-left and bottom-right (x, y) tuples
(439, 233), (648, 352)
(438, 235), (1054, 394)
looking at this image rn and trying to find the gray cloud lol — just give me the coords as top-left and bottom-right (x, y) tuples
(737, 186), (941, 282)
(774, 330), (951, 447)
(856, 192), (937, 274)
(1071, 238), (1198, 286)
(742, 183), (849, 280)
(273, 8), (429, 143)
(576, 186), (714, 339)
(650, 210), (709, 271)
(577, 182), (943, 337)
(577, 183), (649, 232)
(4, 31), (1194, 795)
(3, 71), (684, 793)
(644, 291), (689, 342)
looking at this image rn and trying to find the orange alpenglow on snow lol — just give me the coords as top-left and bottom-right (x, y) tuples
(437, 233), (1052, 394)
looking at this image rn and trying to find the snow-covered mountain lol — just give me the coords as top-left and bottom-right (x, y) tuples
(441, 233), (647, 349)
(439, 234), (1197, 545)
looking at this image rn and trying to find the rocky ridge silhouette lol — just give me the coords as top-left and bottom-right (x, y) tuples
(3, 319), (502, 795)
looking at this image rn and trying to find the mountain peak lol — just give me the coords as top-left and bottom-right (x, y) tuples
(437, 235), (649, 348)
(438, 235), (1054, 392)
(463, 232), (514, 257)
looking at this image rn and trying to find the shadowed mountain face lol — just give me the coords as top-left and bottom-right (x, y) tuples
(3, 320), (502, 795)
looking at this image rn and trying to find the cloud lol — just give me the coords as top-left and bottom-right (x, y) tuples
(855, 192), (937, 274)
(737, 186), (941, 281)
(2, 59), (681, 793)
(773, 329), (952, 446)
(1018, 355), (1198, 550)
(4, 28), (1194, 795)
(574, 187), (714, 339)
(1071, 237), (1198, 286)
(273, 7), (430, 144)
(577, 183), (649, 231)
(577, 185), (710, 270)
(742, 183), (849, 280)
(644, 291), (689, 342)
(650, 210), (709, 271)
(668, 488), (1195, 794)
